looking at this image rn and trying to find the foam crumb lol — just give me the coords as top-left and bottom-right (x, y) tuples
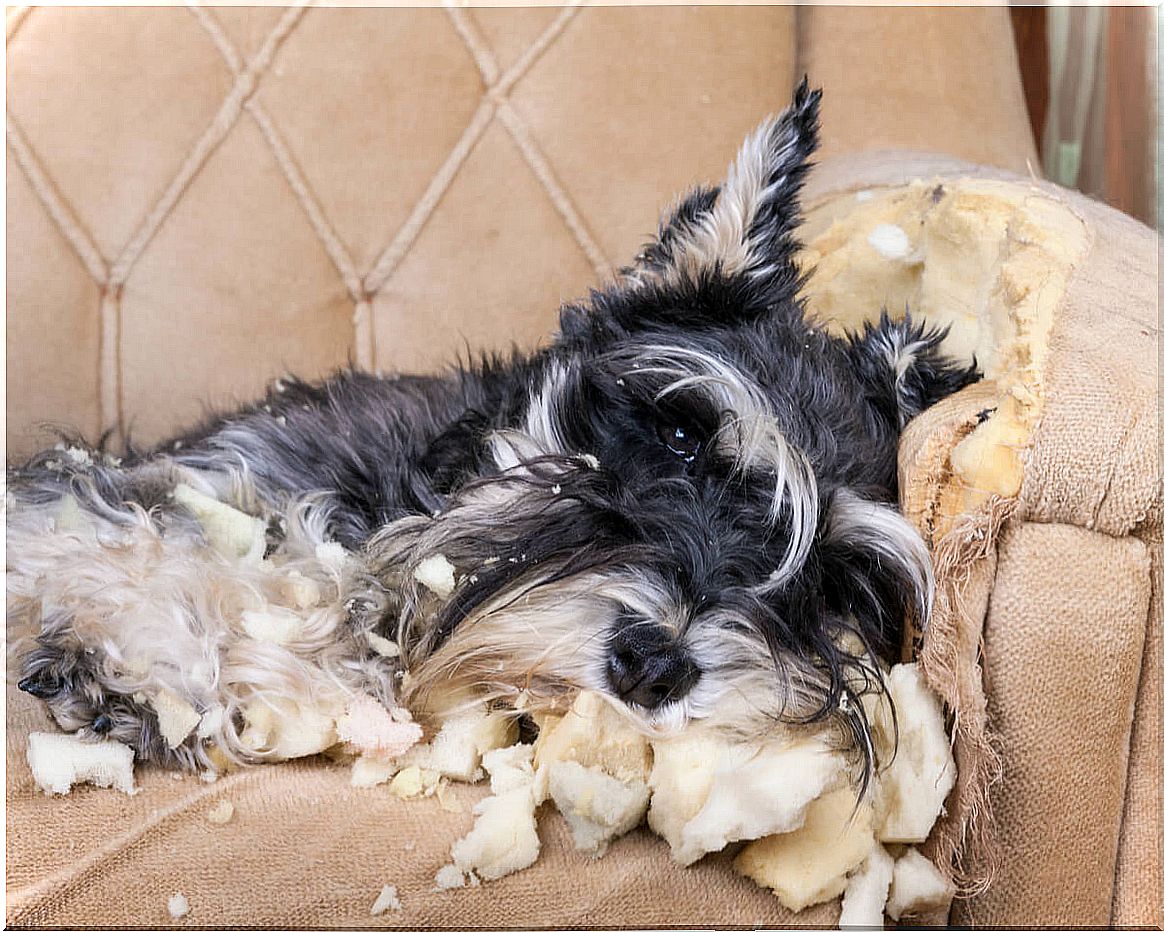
(481, 742), (535, 796)
(867, 223), (911, 260)
(414, 554), (457, 598)
(370, 884), (403, 914)
(434, 865), (466, 890)
(886, 848), (954, 920)
(171, 483), (265, 561)
(734, 786), (875, 913)
(197, 705), (225, 739)
(648, 729), (844, 867)
(366, 632), (401, 658)
(149, 689), (201, 748)
(547, 760), (650, 857)
(870, 664), (957, 844)
(64, 446), (93, 466)
(239, 697), (338, 760)
(402, 706), (515, 782)
(351, 755), (397, 788)
(167, 893), (189, 919)
(388, 765), (440, 799)
(241, 607), (303, 645)
(337, 695), (423, 757)
(533, 690), (651, 801)
(27, 731), (137, 796)
(451, 785), (540, 881)
(206, 799), (235, 825)
(840, 843), (894, 928)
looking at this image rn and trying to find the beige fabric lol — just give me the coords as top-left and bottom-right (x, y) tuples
(1112, 543), (1162, 926)
(965, 524), (1151, 926)
(5, 685), (837, 928)
(4, 4), (799, 454)
(797, 6), (1038, 174)
(1018, 190), (1160, 537)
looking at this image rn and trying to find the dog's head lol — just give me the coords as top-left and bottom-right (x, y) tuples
(372, 82), (932, 781)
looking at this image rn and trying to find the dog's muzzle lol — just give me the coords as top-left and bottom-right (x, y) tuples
(606, 622), (701, 710)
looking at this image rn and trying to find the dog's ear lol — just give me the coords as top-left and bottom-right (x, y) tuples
(627, 79), (821, 293)
(814, 488), (932, 663)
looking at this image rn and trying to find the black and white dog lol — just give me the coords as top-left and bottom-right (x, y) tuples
(7, 83), (976, 782)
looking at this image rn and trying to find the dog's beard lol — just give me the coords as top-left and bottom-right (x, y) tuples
(367, 342), (933, 781)
(371, 472), (886, 746)
(367, 452), (923, 751)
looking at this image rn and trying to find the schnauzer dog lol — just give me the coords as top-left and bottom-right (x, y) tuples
(7, 82), (977, 783)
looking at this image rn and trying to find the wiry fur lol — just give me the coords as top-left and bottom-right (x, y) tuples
(7, 81), (978, 790)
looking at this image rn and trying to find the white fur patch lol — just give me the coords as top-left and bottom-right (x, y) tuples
(7, 472), (393, 768)
(826, 489), (933, 624)
(626, 116), (803, 286)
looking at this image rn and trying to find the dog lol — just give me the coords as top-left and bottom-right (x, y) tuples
(7, 82), (977, 786)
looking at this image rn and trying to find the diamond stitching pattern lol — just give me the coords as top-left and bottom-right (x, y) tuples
(6, 2), (611, 442)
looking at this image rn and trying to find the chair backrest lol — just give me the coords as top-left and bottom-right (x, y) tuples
(5, 5), (1033, 458)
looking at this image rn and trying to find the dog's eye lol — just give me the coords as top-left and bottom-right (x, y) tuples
(657, 423), (702, 462)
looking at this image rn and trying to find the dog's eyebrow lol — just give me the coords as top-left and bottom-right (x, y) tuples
(612, 344), (819, 586)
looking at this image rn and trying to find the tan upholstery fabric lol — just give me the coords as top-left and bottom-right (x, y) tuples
(5, 4), (801, 454)
(1111, 542), (1161, 927)
(1018, 194), (1160, 537)
(5, 682), (842, 928)
(798, 6), (1038, 173)
(5, 5), (1033, 459)
(969, 523), (1151, 926)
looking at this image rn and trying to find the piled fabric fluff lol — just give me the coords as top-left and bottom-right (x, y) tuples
(8, 459), (398, 771)
(400, 677), (956, 927)
(18, 488), (956, 926)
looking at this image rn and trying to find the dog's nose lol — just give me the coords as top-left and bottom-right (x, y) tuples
(606, 624), (700, 710)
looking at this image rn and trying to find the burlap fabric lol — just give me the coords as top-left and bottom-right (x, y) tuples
(966, 174), (1160, 928)
(805, 154), (1160, 927)
(7, 684), (841, 928)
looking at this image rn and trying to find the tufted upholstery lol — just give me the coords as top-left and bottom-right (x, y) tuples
(5, 5), (1035, 457)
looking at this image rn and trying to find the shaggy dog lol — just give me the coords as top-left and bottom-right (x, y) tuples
(7, 82), (977, 785)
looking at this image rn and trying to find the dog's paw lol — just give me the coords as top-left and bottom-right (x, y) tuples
(17, 635), (190, 766)
(846, 310), (981, 427)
